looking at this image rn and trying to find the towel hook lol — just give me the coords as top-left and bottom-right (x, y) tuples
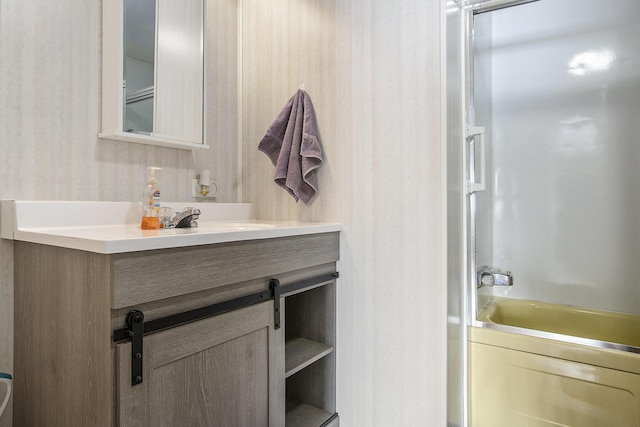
(299, 84), (306, 91)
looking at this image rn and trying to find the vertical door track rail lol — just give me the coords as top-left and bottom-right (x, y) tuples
(113, 272), (339, 386)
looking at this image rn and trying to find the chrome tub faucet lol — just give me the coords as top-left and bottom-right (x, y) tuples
(477, 266), (513, 288)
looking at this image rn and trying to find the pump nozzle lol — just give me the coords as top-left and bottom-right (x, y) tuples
(147, 167), (161, 184)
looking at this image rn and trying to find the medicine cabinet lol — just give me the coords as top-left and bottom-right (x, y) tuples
(99, 0), (207, 150)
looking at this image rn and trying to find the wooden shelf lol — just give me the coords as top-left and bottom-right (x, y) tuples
(286, 403), (333, 427)
(285, 337), (334, 378)
(284, 280), (337, 426)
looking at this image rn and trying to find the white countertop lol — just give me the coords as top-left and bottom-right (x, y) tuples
(1, 201), (341, 254)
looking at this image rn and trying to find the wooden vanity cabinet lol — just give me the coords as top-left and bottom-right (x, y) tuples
(13, 232), (339, 427)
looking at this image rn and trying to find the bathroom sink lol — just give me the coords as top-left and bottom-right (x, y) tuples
(196, 222), (277, 231)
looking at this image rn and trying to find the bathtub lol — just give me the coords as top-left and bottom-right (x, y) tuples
(470, 297), (640, 427)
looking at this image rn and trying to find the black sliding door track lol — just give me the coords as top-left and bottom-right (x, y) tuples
(112, 272), (339, 343)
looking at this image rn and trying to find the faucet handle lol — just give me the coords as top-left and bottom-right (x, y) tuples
(479, 273), (495, 287)
(181, 207), (201, 216)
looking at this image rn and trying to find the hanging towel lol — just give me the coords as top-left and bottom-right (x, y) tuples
(258, 89), (323, 205)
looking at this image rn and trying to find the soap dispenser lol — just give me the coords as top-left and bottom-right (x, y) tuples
(141, 167), (162, 230)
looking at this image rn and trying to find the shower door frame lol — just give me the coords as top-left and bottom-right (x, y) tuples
(463, 0), (541, 328)
(447, 2), (544, 426)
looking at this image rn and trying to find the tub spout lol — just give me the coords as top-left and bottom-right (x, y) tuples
(477, 266), (513, 288)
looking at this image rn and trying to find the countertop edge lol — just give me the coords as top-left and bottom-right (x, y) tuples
(11, 223), (342, 254)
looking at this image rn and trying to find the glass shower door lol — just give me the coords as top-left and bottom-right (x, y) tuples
(469, 0), (640, 318)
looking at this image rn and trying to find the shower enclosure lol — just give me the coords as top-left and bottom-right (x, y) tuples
(466, 0), (640, 323)
(458, 0), (640, 425)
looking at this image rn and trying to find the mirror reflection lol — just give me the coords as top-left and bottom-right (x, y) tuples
(124, 0), (156, 135)
(122, 0), (204, 144)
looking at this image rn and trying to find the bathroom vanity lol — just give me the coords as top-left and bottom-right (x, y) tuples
(2, 201), (340, 427)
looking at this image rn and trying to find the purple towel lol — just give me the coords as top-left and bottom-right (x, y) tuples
(258, 89), (323, 205)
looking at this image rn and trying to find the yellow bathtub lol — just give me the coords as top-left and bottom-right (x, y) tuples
(470, 297), (640, 427)
(477, 297), (640, 348)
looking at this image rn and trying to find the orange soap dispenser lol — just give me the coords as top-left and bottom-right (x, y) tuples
(141, 167), (162, 230)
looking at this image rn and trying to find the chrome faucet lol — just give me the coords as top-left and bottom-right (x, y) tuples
(477, 266), (513, 288)
(163, 207), (201, 229)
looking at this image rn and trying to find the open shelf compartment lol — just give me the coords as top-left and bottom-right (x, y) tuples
(284, 280), (338, 426)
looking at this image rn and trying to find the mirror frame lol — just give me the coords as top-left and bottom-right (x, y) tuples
(99, 0), (208, 150)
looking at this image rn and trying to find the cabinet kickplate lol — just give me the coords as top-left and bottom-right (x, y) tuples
(126, 310), (145, 386)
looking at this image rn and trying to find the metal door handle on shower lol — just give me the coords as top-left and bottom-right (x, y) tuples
(467, 126), (486, 194)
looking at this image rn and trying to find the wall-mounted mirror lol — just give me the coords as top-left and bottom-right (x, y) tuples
(100, 0), (207, 150)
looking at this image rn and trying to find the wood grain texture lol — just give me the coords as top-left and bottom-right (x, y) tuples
(112, 232), (339, 307)
(284, 283), (336, 418)
(111, 261), (337, 328)
(286, 355), (336, 418)
(117, 301), (283, 427)
(13, 242), (112, 427)
(286, 403), (333, 427)
(285, 281), (336, 347)
(0, 240), (14, 427)
(285, 337), (334, 378)
(242, 1), (446, 425)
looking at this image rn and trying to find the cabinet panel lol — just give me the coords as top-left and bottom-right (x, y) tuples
(112, 232), (340, 308)
(111, 262), (337, 330)
(13, 243), (112, 427)
(117, 301), (284, 426)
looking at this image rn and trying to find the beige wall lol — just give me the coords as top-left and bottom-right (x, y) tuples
(0, 0), (238, 425)
(0, 0), (447, 425)
(242, 0), (446, 424)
